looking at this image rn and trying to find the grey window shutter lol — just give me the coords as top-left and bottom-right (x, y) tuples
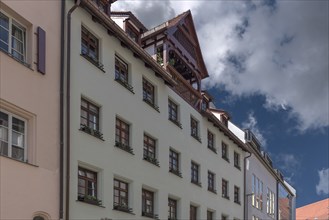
(37, 27), (46, 74)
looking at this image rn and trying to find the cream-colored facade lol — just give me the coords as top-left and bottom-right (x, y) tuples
(64, 0), (246, 219)
(0, 1), (61, 220)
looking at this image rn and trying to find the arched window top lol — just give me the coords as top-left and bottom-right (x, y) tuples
(33, 216), (45, 220)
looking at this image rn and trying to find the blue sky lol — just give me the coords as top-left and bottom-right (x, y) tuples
(113, 0), (329, 207)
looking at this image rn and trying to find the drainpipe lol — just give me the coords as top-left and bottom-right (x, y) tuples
(59, 0), (65, 218)
(65, 1), (81, 219)
(244, 151), (252, 220)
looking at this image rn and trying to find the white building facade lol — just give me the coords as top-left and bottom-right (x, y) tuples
(63, 0), (248, 219)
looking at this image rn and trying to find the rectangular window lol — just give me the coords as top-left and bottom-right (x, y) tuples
(113, 179), (130, 211)
(222, 142), (229, 162)
(81, 26), (99, 63)
(115, 55), (128, 84)
(234, 151), (240, 169)
(80, 98), (99, 131)
(78, 167), (100, 205)
(0, 12), (26, 62)
(169, 149), (181, 177)
(208, 171), (216, 193)
(234, 186), (240, 204)
(222, 179), (229, 199)
(190, 117), (200, 141)
(168, 198), (177, 220)
(191, 162), (200, 185)
(115, 118), (129, 146)
(207, 210), (213, 220)
(207, 130), (216, 152)
(143, 134), (159, 166)
(143, 78), (155, 105)
(168, 99), (180, 126)
(0, 110), (26, 161)
(252, 174), (263, 210)
(190, 205), (197, 220)
(267, 188), (275, 218)
(142, 189), (154, 217)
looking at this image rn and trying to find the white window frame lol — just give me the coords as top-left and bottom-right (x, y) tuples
(0, 109), (27, 161)
(0, 10), (26, 62)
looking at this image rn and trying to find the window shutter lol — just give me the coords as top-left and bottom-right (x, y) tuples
(37, 27), (46, 74)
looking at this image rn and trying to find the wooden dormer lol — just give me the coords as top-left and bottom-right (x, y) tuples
(111, 11), (148, 45)
(141, 10), (208, 110)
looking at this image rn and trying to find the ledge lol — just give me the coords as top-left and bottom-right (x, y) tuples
(191, 180), (202, 188)
(0, 155), (38, 167)
(113, 205), (135, 215)
(79, 124), (105, 141)
(208, 146), (217, 154)
(0, 48), (32, 70)
(222, 195), (230, 200)
(143, 155), (160, 167)
(142, 212), (159, 219)
(222, 156), (230, 163)
(114, 77), (135, 94)
(80, 53), (105, 72)
(208, 188), (217, 194)
(169, 169), (182, 178)
(143, 98), (160, 112)
(115, 141), (135, 155)
(168, 118), (182, 129)
(191, 134), (202, 143)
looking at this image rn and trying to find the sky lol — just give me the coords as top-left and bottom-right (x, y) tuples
(112, 0), (329, 207)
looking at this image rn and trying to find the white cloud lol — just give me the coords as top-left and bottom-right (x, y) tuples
(242, 112), (267, 147)
(275, 154), (301, 183)
(112, 0), (329, 132)
(316, 168), (329, 195)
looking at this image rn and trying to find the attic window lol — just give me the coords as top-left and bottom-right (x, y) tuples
(221, 114), (228, 127)
(125, 22), (139, 43)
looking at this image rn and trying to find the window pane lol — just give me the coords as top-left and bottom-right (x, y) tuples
(0, 13), (9, 29)
(0, 126), (8, 142)
(12, 117), (25, 133)
(12, 130), (24, 148)
(12, 145), (24, 160)
(0, 141), (8, 156)
(0, 112), (8, 127)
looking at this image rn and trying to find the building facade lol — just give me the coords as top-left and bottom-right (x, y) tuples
(0, 1), (61, 219)
(63, 0), (248, 219)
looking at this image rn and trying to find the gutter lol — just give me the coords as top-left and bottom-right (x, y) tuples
(244, 151), (252, 220)
(65, 1), (81, 219)
(59, 0), (65, 218)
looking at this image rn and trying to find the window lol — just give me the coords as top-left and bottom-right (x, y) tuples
(168, 99), (181, 127)
(190, 117), (200, 142)
(252, 174), (263, 210)
(80, 98), (103, 139)
(252, 216), (259, 220)
(143, 134), (159, 166)
(0, 110), (26, 161)
(234, 186), (240, 204)
(207, 130), (216, 152)
(156, 45), (164, 65)
(81, 26), (99, 63)
(115, 55), (134, 93)
(208, 171), (216, 193)
(113, 179), (131, 212)
(191, 162), (200, 186)
(143, 78), (159, 111)
(207, 211), (213, 220)
(234, 151), (240, 169)
(169, 149), (181, 177)
(190, 205), (197, 220)
(221, 214), (228, 220)
(115, 118), (133, 154)
(168, 198), (177, 220)
(78, 167), (101, 205)
(267, 188), (275, 218)
(222, 142), (229, 162)
(0, 12), (26, 62)
(142, 189), (154, 217)
(222, 179), (229, 199)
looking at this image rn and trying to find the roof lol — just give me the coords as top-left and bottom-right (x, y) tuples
(296, 198), (329, 220)
(111, 11), (148, 32)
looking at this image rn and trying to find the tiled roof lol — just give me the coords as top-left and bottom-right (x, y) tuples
(296, 198), (329, 220)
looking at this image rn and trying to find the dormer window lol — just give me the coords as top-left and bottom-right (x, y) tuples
(156, 46), (164, 66)
(221, 114), (228, 127)
(124, 21), (140, 43)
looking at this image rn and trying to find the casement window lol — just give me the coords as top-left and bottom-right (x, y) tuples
(78, 167), (99, 204)
(207, 210), (213, 220)
(222, 142), (229, 162)
(190, 117), (200, 141)
(143, 78), (159, 111)
(115, 118), (129, 146)
(142, 189), (154, 217)
(81, 26), (99, 63)
(222, 179), (229, 199)
(234, 151), (240, 169)
(169, 149), (181, 177)
(207, 130), (216, 152)
(0, 11), (26, 62)
(267, 188), (275, 218)
(252, 174), (263, 210)
(80, 98), (100, 131)
(115, 55), (128, 83)
(234, 186), (240, 204)
(190, 205), (197, 220)
(208, 171), (216, 193)
(0, 110), (26, 162)
(168, 198), (177, 220)
(168, 99), (179, 122)
(113, 179), (129, 210)
(191, 162), (200, 185)
(143, 134), (159, 166)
